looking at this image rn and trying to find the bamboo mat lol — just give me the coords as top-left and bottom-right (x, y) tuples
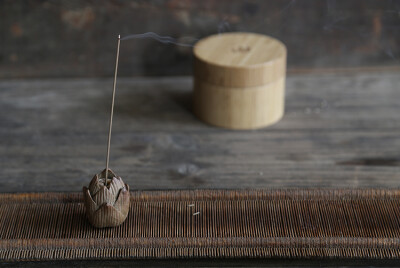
(1, 189), (400, 261)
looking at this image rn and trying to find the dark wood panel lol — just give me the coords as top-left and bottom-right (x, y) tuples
(1, 0), (400, 78)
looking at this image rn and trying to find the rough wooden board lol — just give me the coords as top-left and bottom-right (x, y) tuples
(0, 72), (399, 192)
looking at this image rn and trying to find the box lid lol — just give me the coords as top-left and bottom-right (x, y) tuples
(194, 32), (286, 87)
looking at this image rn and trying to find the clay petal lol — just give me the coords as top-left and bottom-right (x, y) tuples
(100, 168), (116, 180)
(89, 203), (126, 228)
(116, 177), (125, 188)
(113, 185), (130, 217)
(88, 174), (102, 196)
(108, 177), (121, 200)
(92, 185), (114, 206)
(83, 186), (99, 211)
(114, 177), (125, 189)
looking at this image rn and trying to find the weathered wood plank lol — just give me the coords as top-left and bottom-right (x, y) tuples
(0, 72), (399, 192)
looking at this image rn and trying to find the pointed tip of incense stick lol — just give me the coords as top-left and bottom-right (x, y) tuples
(118, 34), (121, 40)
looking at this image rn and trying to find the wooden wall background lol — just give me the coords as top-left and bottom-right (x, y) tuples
(1, 0), (399, 78)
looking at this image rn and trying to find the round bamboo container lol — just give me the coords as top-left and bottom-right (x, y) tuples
(193, 32), (287, 130)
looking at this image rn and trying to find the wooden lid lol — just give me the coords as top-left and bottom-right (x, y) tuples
(194, 33), (286, 87)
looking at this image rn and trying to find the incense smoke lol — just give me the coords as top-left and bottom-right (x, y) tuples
(121, 32), (198, 47)
(218, 19), (231, 34)
(279, 0), (297, 15)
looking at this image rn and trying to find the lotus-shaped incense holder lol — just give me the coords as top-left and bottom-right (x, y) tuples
(83, 169), (130, 228)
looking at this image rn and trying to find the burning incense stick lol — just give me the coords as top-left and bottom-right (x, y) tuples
(83, 34), (129, 229)
(105, 34), (121, 184)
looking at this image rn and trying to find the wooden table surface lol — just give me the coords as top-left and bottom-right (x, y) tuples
(1, 71), (400, 266)
(1, 71), (399, 192)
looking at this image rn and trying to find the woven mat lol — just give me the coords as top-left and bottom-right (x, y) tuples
(1, 189), (400, 261)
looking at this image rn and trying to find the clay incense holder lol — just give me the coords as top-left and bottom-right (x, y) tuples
(83, 168), (130, 228)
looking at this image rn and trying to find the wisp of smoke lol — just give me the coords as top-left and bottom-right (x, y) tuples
(121, 32), (197, 47)
(280, 0), (297, 14)
(218, 20), (231, 34)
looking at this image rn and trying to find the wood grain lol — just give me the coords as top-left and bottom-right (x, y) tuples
(193, 77), (285, 129)
(0, 71), (399, 192)
(193, 33), (286, 87)
(193, 33), (286, 130)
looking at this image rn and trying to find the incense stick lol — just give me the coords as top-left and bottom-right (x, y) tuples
(105, 34), (121, 185)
